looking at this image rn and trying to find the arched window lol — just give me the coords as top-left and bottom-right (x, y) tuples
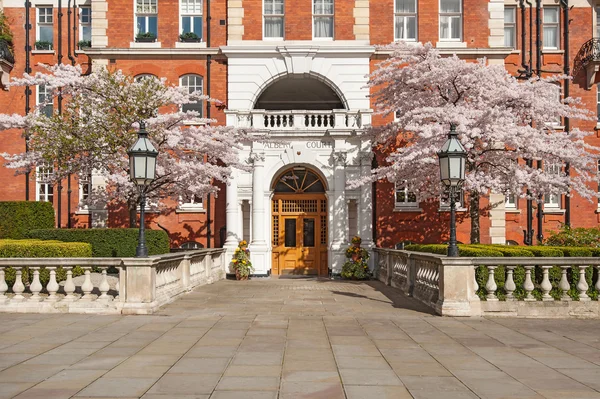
(180, 241), (203, 249)
(274, 167), (325, 193)
(134, 73), (158, 82)
(180, 74), (204, 116)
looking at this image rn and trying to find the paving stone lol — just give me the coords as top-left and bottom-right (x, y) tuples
(76, 377), (157, 397)
(147, 374), (221, 395)
(170, 357), (230, 374)
(210, 391), (277, 399)
(0, 382), (36, 399)
(280, 381), (345, 399)
(335, 356), (391, 370)
(215, 376), (280, 391)
(339, 368), (402, 386)
(344, 385), (414, 399)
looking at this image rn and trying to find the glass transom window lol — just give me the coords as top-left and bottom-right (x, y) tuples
(180, 74), (204, 116)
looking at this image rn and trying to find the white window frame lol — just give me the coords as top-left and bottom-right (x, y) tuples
(135, 0), (158, 38)
(394, 0), (418, 42)
(546, 83), (562, 127)
(36, 166), (54, 203)
(77, 172), (92, 213)
(394, 182), (419, 209)
(440, 187), (464, 210)
(36, 6), (54, 46)
(179, 0), (203, 40)
(263, 0), (284, 39)
(37, 85), (53, 117)
(544, 163), (562, 209)
(79, 6), (91, 43)
(505, 193), (517, 210)
(597, 83), (600, 124)
(313, 0), (334, 40)
(504, 6), (516, 49)
(177, 195), (204, 213)
(180, 74), (204, 116)
(596, 6), (600, 38)
(543, 6), (559, 50)
(439, 0), (462, 41)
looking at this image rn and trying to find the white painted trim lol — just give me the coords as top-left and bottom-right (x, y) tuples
(393, 0), (418, 42)
(31, 49), (55, 54)
(3, 0), (90, 6)
(85, 47), (219, 56)
(312, 0), (335, 40)
(436, 41), (468, 48)
(175, 41), (207, 48)
(263, 0), (285, 40)
(439, 0), (463, 41)
(221, 43), (375, 55)
(129, 41), (162, 48)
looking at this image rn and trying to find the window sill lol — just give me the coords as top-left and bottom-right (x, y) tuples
(510, 49), (520, 54)
(75, 208), (90, 215)
(505, 209), (521, 214)
(393, 207), (423, 213)
(182, 119), (206, 126)
(542, 49), (563, 54)
(175, 41), (207, 49)
(130, 41), (162, 48)
(176, 207), (205, 213)
(32, 49), (55, 54)
(436, 41), (467, 48)
(439, 207), (467, 212)
(543, 208), (565, 215)
(546, 124), (565, 130)
(595, 123), (600, 131)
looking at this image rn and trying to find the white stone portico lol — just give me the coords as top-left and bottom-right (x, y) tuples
(222, 43), (375, 275)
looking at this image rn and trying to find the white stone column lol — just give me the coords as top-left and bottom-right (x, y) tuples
(331, 151), (348, 273)
(359, 151), (374, 269)
(249, 153), (269, 274)
(224, 173), (240, 248)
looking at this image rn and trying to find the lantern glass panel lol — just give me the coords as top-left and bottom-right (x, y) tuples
(146, 156), (156, 181)
(134, 156), (147, 179)
(439, 157), (450, 181)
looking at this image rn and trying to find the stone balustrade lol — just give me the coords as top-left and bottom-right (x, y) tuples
(0, 249), (226, 315)
(225, 109), (370, 131)
(374, 249), (600, 318)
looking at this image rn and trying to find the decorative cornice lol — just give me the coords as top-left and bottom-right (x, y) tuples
(374, 47), (514, 58)
(221, 42), (375, 57)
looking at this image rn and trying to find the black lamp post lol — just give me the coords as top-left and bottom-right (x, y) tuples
(127, 121), (158, 258)
(437, 124), (467, 257)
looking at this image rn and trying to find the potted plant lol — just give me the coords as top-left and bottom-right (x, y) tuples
(135, 32), (156, 43)
(77, 40), (91, 49)
(34, 40), (52, 50)
(341, 236), (370, 280)
(231, 240), (253, 280)
(179, 32), (201, 43)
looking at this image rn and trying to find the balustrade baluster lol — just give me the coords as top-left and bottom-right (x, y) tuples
(98, 267), (111, 300)
(577, 265), (591, 301)
(276, 115), (281, 127)
(523, 266), (535, 301)
(29, 267), (43, 302)
(559, 266), (571, 301)
(473, 266), (479, 292)
(263, 115), (268, 128)
(63, 267), (77, 301)
(0, 269), (7, 301)
(485, 266), (498, 301)
(595, 265), (600, 294)
(304, 115), (309, 127)
(541, 265), (553, 301)
(505, 266), (516, 300)
(12, 267), (25, 301)
(81, 267), (94, 300)
(289, 114), (294, 127)
(45, 267), (59, 301)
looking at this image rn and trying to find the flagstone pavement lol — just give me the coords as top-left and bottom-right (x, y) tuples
(1, 278), (600, 399)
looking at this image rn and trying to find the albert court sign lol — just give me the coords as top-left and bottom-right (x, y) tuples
(263, 141), (334, 150)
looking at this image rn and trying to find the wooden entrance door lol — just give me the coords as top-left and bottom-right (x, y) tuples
(271, 168), (328, 276)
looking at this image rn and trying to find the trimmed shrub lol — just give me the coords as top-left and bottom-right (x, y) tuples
(27, 228), (170, 257)
(0, 239), (90, 286)
(545, 226), (600, 247)
(405, 244), (504, 257)
(0, 202), (55, 239)
(523, 246), (564, 257)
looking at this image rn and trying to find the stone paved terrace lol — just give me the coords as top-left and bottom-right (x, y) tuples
(1, 278), (600, 399)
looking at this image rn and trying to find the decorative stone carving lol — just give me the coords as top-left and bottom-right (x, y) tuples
(333, 151), (347, 166)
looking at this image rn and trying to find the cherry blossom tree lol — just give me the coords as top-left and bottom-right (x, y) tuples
(0, 64), (252, 226)
(361, 42), (599, 243)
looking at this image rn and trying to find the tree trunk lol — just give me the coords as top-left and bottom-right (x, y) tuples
(129, 201), (137, 228)
(469, 191), (480, 244)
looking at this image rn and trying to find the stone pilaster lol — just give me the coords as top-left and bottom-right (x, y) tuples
(488, 0), (505, 47)
(227, 0), (244, 42)
(489, 193), (507, 244)
(353, 0), (370, 41)
(91, 0), (108, 48)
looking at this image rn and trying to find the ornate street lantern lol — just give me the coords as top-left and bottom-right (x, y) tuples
(127, 121), (158, 257)
(437, 124), (467, 257)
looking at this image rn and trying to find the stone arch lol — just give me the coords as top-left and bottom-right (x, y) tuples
(251, 72), (348, 111)
(268, 162), (331, 195)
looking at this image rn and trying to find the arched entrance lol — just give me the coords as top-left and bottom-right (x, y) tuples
(271, 166), (328, 276)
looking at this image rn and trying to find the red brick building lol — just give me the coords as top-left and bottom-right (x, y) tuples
(0, 0), (599, 275)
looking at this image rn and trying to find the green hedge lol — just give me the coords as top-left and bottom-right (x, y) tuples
(0, 202), (55, 239)
(402, 243), (598, 301)
(27, 228), (170, 257)
(0, 239), (91, 286)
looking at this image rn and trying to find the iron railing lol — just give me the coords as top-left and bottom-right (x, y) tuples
(574, 38), (600, 76)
